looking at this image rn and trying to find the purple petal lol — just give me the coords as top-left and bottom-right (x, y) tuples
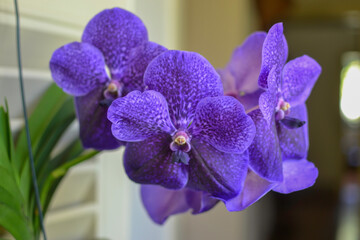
(82, 8), (148, 76)
(107, 90), (176, 142)
(248, 109), (283, 182)
(258, 23), (287, 89)
(281, 55), (321, 106)
(237, 89), (264, 112)
(273, 159), (318, 194)
(228, 32), (267, 94)
(50, 42), (109, 96)
(185, 189), (219, 214)
(187, 139), (249, 201)
(278, 104), (309, 159)
(191, 96), (255, 153)
(144, 50), (223, 129)
(124, 134), (188, 189)
(75, 87), (121, 150)
(225, 170), (276, 211)
(122, 42), (167, 95)
(141, 185), (190, 224)
(218, 68), (237, 96)
(259, 67), (279, 126)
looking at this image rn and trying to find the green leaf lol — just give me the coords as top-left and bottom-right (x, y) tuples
(0, 205), (32, 240)
(15, 83), (69, 174)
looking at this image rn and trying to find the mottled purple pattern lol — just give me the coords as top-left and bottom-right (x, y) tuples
(259, 67), (279, 126)
(191, 96), (255, 153)
(144, 50), (223, 129)
(282, 55), (321, 106)
(121, 42), (167, 95)
(50, 42), (109, 96)
(108, 91), (176, 142)
(124, 134), (188, 189)
(187, 139), (249, 200)
(225, 170), (276, 211)
(273, 159), (318, 194)
(248, 109), (283, 182)
(278, 104), (309, 159)
(141, 184), (189, 224)
(258, 23), (287, 89)
(227, 32), (266, 94)
(82, 8), (148, 76)
(186, 189), (219, 214)
(75, 87), (121, 150)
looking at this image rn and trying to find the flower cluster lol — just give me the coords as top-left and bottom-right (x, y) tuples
(50, 8), (321, 224)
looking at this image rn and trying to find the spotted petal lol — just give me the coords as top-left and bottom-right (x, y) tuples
(187, 139), (249, 201)
(121, 42), (167, 95)
(248, 109), (283, 182)
(144, 50), (223, 129)
(258, 23), (287, 89)
(259, 67), (279, 126)
(282, 55), (321, 106)
(124, 134), (188, 189)
(273, 159), (318, 193)
(49, 42), (109, 96)
(141, 185), (190, 224)
(278, 103), (309, 159)
(191, 96), (255, 153)
(227, 32), (266, 94)
(225, 170), (276, 211)
(74, 87), (121, 150)
(108, 90), (176, 142)
(82, 8), (148, 77)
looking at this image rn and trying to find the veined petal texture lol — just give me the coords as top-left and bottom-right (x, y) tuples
(108, 90), (176, 142)
(144, 50), (223, 129)
(258, 23), (287, 89)
(49, 42), (109, 96)
(282, 55), (321, 106)
(191, 96), (255, 154)
(82, 8), (148, 76)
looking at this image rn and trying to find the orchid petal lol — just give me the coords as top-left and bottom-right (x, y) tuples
(50, 42), (109, 96)
(124, 134), (188, 189)
(191, 96), (255, 153)
(278, 103), (309, 159)
(141, 185), (190, 224)
(258, 23), (287, 89)
(108, 90), (176, 142)
(74, 87), (122, 149)
(225, 170), (276, 211)
(248, 109), (283, 182)
(144, 50), (223, 129)
(282, 55), (321, 106)
(82, 8), (148, 77)
(273, 159), (318, 193)
(187, 139), (248, 201)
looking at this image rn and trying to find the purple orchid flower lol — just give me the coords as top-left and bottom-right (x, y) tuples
(219, 23), (321, 211)
(107, 50), (256, 207)
(49, 8), (166, 150)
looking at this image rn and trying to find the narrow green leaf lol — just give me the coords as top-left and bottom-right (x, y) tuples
(15, 83), (69, 173)
(0, 205), (32, 240)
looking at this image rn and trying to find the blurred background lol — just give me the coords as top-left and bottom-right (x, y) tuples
(1, 0), (360, 239)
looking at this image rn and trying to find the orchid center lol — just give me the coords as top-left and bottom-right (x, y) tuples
(100, 80), (123, 107)
(170, 131), (191, 165)
(275, 99), (291, 121)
